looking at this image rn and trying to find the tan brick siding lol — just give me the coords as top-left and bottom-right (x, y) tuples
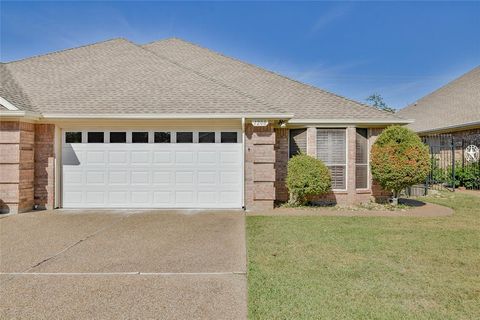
(34, 124), (56, 210)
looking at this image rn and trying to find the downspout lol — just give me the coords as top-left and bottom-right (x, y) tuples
(242, 117), (246, 209)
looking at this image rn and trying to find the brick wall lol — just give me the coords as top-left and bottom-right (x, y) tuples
(245, 123), (276, 210)
(34, 124), (56, 210)
(0, 121), (35, 213)
(273, 126), (390, 206)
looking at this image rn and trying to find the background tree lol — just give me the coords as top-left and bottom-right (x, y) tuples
(286, 154), (331, 206)
(370, 126), (430, 205)
(366, 93), (395, 113)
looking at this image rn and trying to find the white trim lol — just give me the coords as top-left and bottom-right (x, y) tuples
(290, 118), (413, 125)
(0, 110), (41, 119)
(0, 97), (19, 110)
(355, 128), (370, 191)
(416, 121), (480, 134)
(241, 117), (246, 209)
(42, 113), (294, 120)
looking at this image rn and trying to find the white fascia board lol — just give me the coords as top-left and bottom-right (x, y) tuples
(415, 121), (480, 134)
(0, 110), (41, 119)
(41, 113), (294, 120)
(0, 97), (19, 111)
(289, 118), (414, 125)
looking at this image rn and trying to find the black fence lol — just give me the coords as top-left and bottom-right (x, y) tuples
(411, 133), (480, 195)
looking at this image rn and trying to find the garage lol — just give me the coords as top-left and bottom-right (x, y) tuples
(61, 129), (243, 209)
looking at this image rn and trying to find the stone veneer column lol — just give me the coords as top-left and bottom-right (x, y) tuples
(245, 123), (276, 211)
(0, 121), (35, 213)
(34, 124), (56, 210)
(306, 127), (317, 157)
(274, 128), (289, 202)
(346, 126), (356, 204)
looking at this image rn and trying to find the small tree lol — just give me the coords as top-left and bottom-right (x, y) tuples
(370, 126), (430, 205)
(366, 93), (395, 113)
(286, 154), (331, 206)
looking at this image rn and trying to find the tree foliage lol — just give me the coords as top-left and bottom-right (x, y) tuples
(366, 93), (395, 113)
(370, 126), (430, 202)
(286, 154), (331, 206)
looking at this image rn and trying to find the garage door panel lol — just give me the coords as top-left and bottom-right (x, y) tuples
(62, 136), (242, 208)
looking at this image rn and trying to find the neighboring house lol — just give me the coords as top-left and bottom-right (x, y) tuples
(0, 38), (408, 214)
(398, 66), (480, 137)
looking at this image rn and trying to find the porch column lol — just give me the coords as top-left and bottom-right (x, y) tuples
(346, 126), (356, 204)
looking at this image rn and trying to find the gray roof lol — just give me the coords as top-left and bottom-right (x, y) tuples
(1, 37), (406, 122)
(398, 66), (480, 132)
(0, 63), (36, 112)
(143, 38), (403, 122)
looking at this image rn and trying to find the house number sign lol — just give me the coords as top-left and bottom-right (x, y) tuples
(464, 145), (479, 163)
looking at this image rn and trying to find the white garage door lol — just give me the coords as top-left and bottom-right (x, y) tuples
(62, 130), (243, 208)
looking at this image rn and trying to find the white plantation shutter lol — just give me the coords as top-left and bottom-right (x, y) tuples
(289, 129), (307, 157)
(355, 128), (368, 189)
(316, 129), (346, 189)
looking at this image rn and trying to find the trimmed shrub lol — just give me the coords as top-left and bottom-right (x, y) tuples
(286, 154), (331, 206)
(371, 126), (430, 204)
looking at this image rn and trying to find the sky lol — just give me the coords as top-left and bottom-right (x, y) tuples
(1, 1), (479, 109)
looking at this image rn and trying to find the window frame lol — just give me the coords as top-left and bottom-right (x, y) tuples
(315, 128), (348, 192)
(355, 128), (370, 190)
(87, 132), (105, 143)
(65, 131), (82, 143)
(199, 131), (216, 143)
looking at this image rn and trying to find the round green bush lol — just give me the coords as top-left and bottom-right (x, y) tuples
(286, 154), (331, 206)
(371, 126), (430, 203)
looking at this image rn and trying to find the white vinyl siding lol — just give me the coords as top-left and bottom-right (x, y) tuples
(355, 128), (369, 189)
(289, 129), (307, 157)
(316, 129), (347, 190)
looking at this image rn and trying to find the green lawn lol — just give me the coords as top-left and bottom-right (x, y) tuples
(247, 193), (480, 319)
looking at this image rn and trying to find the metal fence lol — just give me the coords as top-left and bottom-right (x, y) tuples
(412, 133), (480, 195)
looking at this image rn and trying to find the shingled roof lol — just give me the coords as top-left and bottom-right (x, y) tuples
(398, 66), (480, 133)
(1, 37), (407, 123)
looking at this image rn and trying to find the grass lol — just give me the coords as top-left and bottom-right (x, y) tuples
(247, 192), (480, 319)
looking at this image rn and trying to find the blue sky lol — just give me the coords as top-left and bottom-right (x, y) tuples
(1, 1), (479, 109)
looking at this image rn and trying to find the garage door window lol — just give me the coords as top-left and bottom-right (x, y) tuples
(154, 132), (171, 143)
(65, 132), (82, 143)
(132, 132), (149, 143)
(221, 132), (238, 143)
(88, 132), (104, 143)
(176, 132), (193, 143)
(110, 132), (126, 143)
(199, 132), (215, 143)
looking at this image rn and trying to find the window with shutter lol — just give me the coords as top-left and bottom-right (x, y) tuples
(316, 129), (347, 189)
(356, 128), (369, 189)
(289, 129), (307, 157)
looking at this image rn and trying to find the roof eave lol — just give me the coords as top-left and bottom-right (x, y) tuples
(289, 118), (413, 126)
(41, 113), (294, 120)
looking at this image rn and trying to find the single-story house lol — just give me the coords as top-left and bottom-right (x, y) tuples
(0, 38), (409, 214)
(398, 66), (480, 137)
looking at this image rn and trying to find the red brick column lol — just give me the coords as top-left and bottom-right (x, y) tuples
(245, 123), (276, 210)
(34, 124), (55, 210)
(0, 121), (35, 213)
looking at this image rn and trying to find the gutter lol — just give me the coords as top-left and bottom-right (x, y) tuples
(0, 110), (41, 120)
(41, 113), (295, 120)
(289, 118), (414, 125)
(415, 121), (480, 134)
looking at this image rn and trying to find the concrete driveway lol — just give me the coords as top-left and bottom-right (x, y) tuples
(0, 209), (247, 319)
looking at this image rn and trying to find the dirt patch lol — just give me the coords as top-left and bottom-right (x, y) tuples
(248, 200), (453, 217)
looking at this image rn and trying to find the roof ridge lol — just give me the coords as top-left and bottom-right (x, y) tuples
(138, 40), (283, 114)
(5, 38), (129, 64)
(400, 65), (480, 112)
(149, 38), (400, 118)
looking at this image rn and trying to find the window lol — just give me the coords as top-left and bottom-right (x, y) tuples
(176, 132), (193, 143)
(88, 132), (104, 143)
(132, 132), (148, 143)
(289, 129), (307, 157)
(356, 128), (368, 189)
(316, 129), (346, 189)
(110, 132), (126, 143)
(199, 132), (215, 143)
(221, 132), (237, 143)
(154, 132), (171, 143)
(65, 132), (82, 143)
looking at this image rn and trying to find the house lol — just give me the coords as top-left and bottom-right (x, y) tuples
(398, 66), (480, 137)
(0, 38), (409, 214)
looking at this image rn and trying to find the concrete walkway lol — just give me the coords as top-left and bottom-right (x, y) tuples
(0, 209), (247, 319)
